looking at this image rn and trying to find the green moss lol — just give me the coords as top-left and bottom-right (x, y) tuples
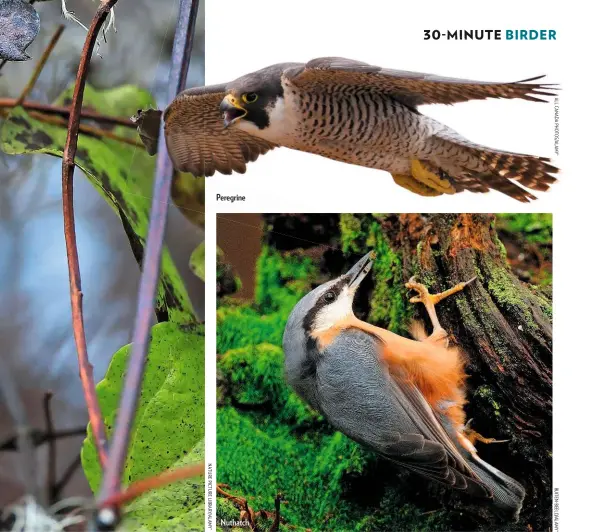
(255, 246), (316, 314)
(494, 233), (509, 261)
(215, 498), (241, 531)
(485, 258), (539, 330)
(497, 214), (552, 245)
(474, 385), (502, 417)
(219, 343), (286, 406)
(217, 407), (449, 531)
(366, 222), (411, 335)
(340, 215), (410, 333)
(339, 213), (365, 254)
(216, 305), (287, 354)
(219, 341), (323, 423)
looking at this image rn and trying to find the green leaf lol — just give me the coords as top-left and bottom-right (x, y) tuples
(124, 440), (204, 531)
(81, 322), (205, 529)
(189, 242), (205, 281)
(0, 85), (195, 324)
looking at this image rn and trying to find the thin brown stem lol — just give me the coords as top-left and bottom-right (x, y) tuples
(0, 106), (142, 147)
(43, 392), (57, 505)
(0, 99), (137, 129)
(99, 463), (205, 508)
(61, 0), (120, 470)
(28, 110), (144, 147)
(16, 25), (65, 106)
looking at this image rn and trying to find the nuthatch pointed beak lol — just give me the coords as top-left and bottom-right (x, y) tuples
(220, 94), (247, 128)
(346, 251), (375, 292)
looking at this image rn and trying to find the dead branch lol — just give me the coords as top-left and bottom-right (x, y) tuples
(0, 427), (87, 451)
(43, 392), (57, 506)
(15, 24), (65, 106)
(53, 454), (82, 501)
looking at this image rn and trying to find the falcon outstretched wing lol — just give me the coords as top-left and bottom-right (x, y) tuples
(284, 57), (557, 108)
(163, 84), (277, 177)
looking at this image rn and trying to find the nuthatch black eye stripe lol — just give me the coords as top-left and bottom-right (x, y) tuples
(301, 277), (349, 332)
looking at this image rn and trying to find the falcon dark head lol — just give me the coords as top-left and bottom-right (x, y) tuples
(220, 62), (296, 130)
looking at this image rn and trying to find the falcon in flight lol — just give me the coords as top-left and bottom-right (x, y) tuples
(163, 57), (558, 202)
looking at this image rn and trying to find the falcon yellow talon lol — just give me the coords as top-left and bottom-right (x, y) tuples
(391, 173), (442, 197)
(411, 160), (456, 194)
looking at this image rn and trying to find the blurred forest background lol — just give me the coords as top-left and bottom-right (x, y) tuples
(0, 0), (204, 507)
(216, 213), (552, 531)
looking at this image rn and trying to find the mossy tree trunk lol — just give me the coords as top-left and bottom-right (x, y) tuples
(358, 213), (552, 530)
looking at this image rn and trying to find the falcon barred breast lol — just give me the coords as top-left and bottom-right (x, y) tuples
(164, 57), (558, 202)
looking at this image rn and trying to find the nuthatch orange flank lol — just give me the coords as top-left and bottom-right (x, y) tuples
(283, 251), (525, 518)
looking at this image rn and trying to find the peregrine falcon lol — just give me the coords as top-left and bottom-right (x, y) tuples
(163, 57), (558, 202)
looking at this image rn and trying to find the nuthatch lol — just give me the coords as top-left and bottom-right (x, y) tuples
(283, 251), (525, 518)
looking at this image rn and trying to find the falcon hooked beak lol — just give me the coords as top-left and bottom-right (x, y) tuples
(220, 94), (247, 128)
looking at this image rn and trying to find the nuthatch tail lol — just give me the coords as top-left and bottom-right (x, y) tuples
(283, 251), (525, 518)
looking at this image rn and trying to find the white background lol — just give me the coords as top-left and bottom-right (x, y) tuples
(204, 0), (594, 530)
(206, 0), (566, 212)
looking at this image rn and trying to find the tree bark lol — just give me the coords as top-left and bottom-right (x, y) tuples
(373, 213), (552, 530)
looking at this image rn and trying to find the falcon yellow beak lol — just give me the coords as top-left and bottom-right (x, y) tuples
(220, 94), (247, 128)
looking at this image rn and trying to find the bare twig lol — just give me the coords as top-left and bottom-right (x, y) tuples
(0, 427), (88, 451)
(61, 0), (121, 470)
(217, 487), (290, 531)
(0, 98), (137, 129)
(98, 0), (200, 508)
(269, 492), (284, 532)
(15, 25), (65, 106)
(0, 359), (39, 499)
(216, 485), (257, 530)
(43, 392), (57, 505)
(53, 454), (82, 501)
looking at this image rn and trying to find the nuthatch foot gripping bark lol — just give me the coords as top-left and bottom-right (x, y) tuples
(283, 251), (525, 518)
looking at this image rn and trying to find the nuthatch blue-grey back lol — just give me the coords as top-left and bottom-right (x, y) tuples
(283, 251), (525, 518)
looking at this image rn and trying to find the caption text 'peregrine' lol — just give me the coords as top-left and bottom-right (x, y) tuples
(216, 194), (246, 203)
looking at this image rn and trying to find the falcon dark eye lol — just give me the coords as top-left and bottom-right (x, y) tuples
(242, 92), (258, 104)
(324, 291), (336, 303)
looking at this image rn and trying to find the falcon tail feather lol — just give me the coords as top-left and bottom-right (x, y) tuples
(436, 139), (559, 202)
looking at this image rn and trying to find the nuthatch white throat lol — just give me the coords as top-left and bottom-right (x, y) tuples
(283, 251), (525, 518)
